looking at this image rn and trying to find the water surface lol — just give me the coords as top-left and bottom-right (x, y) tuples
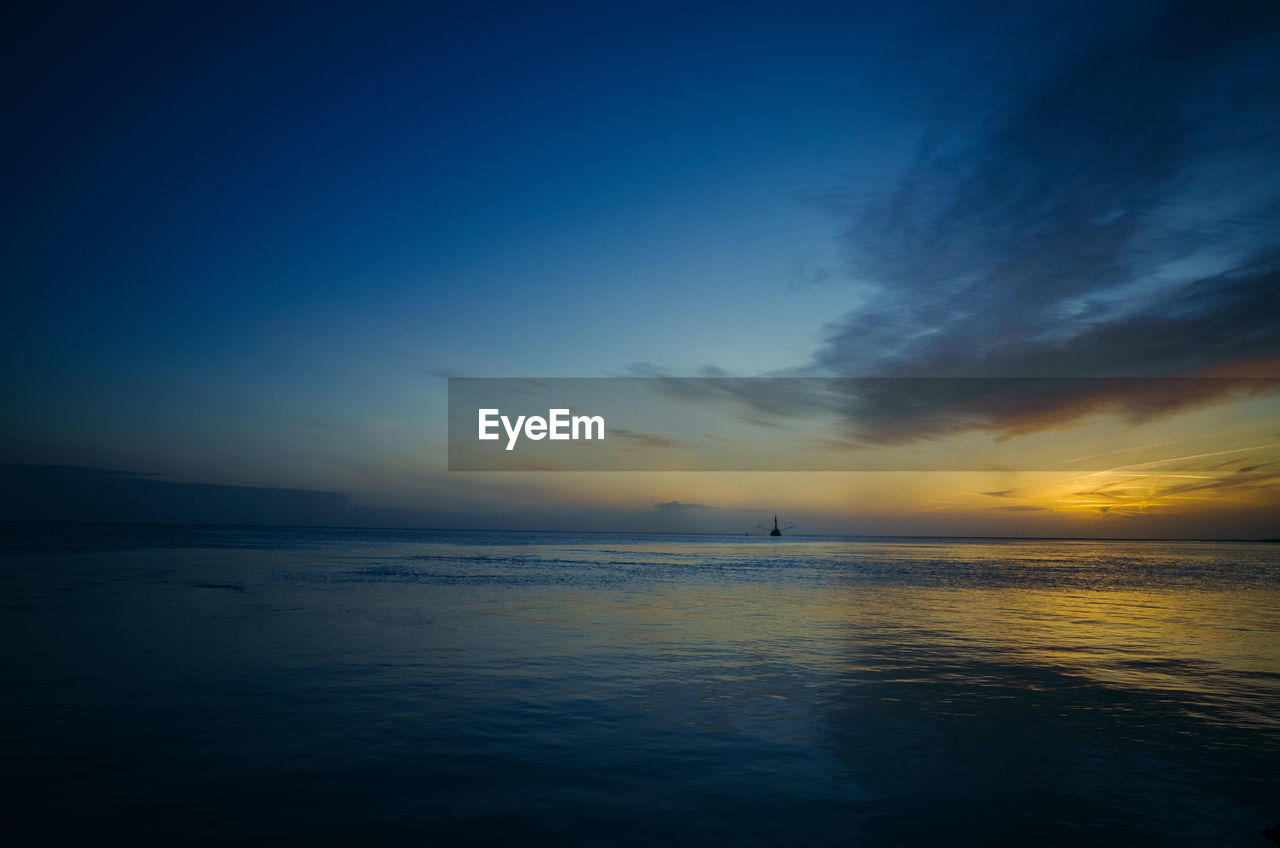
(2, 524), (1277, 845)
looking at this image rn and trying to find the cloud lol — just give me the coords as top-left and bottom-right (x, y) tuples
(653, 500), (720, 512)
(789, 0), (1280, 440)
(611, 429), (690, 449)
(831, 376), (1280, 445)
(0, 464), (425, 527)
(1118, 465), (1279, 499)
(624, 362), (670, 377)
(648, 375), (1280, 447)
(1058, 453), (1280, 517)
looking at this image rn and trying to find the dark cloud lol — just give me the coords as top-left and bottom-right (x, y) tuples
(648, 375), (1280, 446)
(624, 362), (670, 377)
(792, 0), (1280, 440)
(832, 377), (1280, 445)
(0, 464), (423, 526)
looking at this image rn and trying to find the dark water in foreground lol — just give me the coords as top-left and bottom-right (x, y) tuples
(1, 524), (1277, 846)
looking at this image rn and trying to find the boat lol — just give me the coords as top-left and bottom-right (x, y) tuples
(757, 515), (796, 536)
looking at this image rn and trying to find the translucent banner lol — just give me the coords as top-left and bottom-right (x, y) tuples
(447, 377), (1280, 471)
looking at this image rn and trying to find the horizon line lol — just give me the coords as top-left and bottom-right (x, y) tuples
(1, 518), (1275, 544)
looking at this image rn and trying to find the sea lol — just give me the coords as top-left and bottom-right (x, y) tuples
(1, 523), (1277, 846)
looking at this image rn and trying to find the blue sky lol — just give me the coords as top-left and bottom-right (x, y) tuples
(4, 0), (1279, 535)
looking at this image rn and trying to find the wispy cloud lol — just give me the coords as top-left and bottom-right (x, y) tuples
(611, 429), (690, 450)
(653, 500), (720, 513)
(1052, 445), (1280, 516)
(788, 0), (1280, 440)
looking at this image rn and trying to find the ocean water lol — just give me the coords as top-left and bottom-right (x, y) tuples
(1, 523), (1277, 846)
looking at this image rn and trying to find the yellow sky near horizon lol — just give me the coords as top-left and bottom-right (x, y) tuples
(355, 390), (1280, 536)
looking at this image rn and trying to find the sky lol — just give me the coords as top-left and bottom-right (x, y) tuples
(3, 0), (1279, 537)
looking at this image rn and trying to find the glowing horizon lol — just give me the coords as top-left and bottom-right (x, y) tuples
(3, 1), (1279, 539)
